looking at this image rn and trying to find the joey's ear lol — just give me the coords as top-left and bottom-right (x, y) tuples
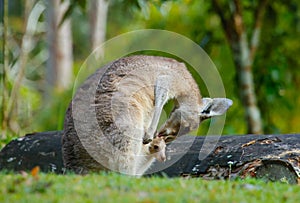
(199, 98), (233, 120)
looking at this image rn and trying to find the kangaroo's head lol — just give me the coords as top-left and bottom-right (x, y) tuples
(157, 97), (233, 143)
(198, 98), (233, 121)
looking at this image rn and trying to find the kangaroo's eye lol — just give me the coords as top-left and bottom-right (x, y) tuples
(154, 145), (159, 150)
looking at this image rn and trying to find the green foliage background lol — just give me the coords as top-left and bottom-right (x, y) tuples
(1, 0), (300, 144)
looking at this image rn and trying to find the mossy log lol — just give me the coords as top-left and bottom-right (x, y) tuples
(0, 131), (299, 184)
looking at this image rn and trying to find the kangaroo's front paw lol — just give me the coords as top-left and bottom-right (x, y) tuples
(164, 135), (177, 143)
(157, 127), (180, 143)
(158, 128), (176, 137)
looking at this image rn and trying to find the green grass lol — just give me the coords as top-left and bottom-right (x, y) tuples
(0, 172), (299, 203)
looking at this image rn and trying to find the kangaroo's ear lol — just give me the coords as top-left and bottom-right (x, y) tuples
(199, 98), (233, 120)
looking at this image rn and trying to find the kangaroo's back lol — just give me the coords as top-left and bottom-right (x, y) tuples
(94, 55), (202, 148)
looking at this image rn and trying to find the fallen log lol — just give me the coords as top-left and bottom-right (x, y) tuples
(156, 134), (300, 185)
(0, 131), (299, 184)
(0, 131), (64, 174)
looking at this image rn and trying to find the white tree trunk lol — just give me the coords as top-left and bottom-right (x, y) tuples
(236, 33), (263, 134)
(46, 0), (73, 90)
(212, 0), (267, 134)
(89, 0), (109, 59)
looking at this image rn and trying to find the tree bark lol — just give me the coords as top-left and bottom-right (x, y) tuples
(46, 0), (73, 91)
(89, 0), (109, 59)
(0, 131), (299, 184)
(212, 0), (269, 134)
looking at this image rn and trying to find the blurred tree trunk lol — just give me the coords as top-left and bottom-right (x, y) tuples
(1, 0), (9, 137)
(212, 0), (269, 134)
(46, 0), (73, 91)
(89, 0), (109, 59)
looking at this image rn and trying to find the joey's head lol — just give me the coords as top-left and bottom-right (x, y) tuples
(198, 98), (233, 122)
(149, 137), (166, 162)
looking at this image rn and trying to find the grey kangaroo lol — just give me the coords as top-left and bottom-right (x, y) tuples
(62, 55), (232, 176)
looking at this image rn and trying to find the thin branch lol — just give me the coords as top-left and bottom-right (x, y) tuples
(250, 0), (269, 60)
(233, 0), (242, 13)
(253, 0), (269, 30)
(232, 0), (244, 36)
(212, 0), (236, 43)
(6, 0), (39, 128)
